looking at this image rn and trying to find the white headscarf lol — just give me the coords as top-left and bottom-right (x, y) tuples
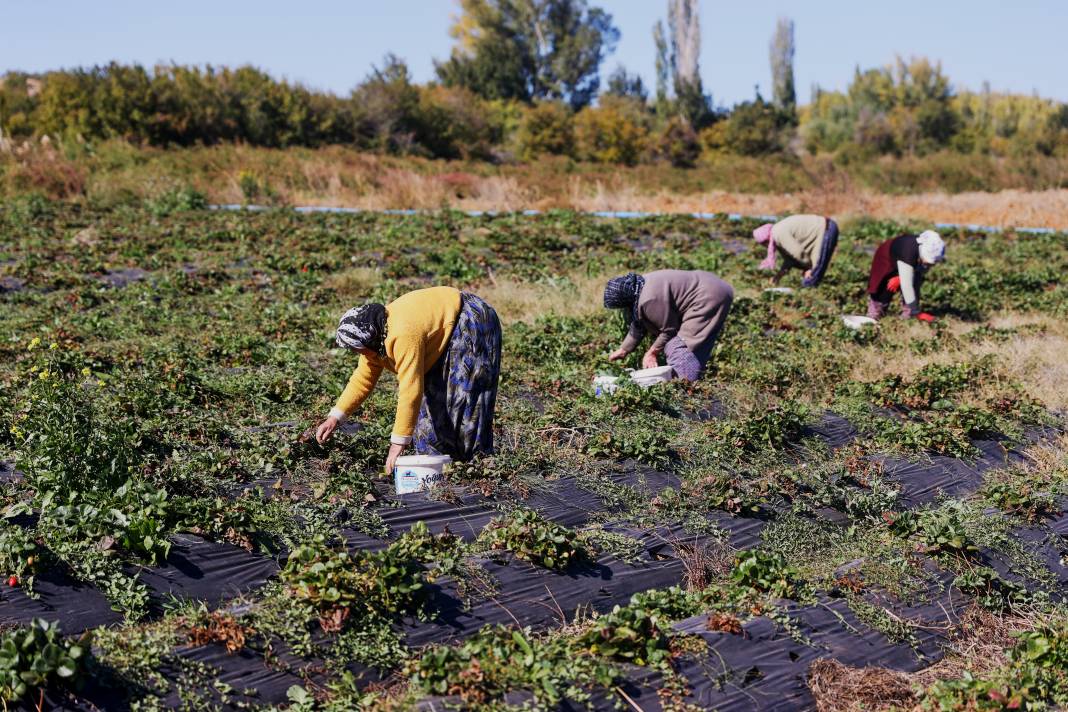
(917, 230), (946, 264)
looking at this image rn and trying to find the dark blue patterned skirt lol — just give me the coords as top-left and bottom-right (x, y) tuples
(414, 293), (501, 461)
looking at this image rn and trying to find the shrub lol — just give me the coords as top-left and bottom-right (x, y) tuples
(655, 116), (700, 167)
(573, 97), (647, 165)
(516, 101), (574, 159)
(717, 98), (792, 156)
(415, 85), (499, 160)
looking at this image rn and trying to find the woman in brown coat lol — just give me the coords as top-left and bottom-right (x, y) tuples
(604, 270), (734, 381)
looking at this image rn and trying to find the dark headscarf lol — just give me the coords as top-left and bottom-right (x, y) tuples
(336, 303), (388, 356)
(603, 273), (645, 323)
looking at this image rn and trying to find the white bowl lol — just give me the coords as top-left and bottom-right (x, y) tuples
(842, 315), (878, 330)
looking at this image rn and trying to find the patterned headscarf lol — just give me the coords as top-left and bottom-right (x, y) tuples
(753, 223), (777, 271)
(336, 303), (387, 356)
(603, 273), (645, 322)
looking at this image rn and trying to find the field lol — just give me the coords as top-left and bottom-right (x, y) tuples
(0, 194), (1067, 710)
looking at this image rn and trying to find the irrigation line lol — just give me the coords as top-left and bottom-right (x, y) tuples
(208, 203), (1061, 235)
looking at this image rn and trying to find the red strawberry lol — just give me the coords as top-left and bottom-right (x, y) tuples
(7, 576), (18, 587)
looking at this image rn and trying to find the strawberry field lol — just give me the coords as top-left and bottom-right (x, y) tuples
(0, 193), (1066, 711)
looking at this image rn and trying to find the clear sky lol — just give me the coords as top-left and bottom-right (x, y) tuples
(2, 1), (1066, 106)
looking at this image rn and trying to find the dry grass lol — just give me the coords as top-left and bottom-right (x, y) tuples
(808, 605), (1043, 711)
(323, 266), (609, 327)
(7, 142), (1068, 229)
(568, 185), (1068, 230)
(846, 312), (1068, 413)
(477, 270), (609, 325)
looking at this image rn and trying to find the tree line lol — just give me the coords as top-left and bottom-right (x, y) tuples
(1, 0), (1066, 166)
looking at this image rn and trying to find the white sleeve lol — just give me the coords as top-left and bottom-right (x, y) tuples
(896, 261), (918, 305)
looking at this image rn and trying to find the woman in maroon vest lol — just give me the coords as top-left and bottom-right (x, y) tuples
(867, 231), (946, 321)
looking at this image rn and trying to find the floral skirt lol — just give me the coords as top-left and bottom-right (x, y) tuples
(414, 293), (501, 461)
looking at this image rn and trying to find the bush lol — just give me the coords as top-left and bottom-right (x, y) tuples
(717, 98), (793, 156)
(416, 85), (499, 160)
(516, 101), (574, 159)
(573, 97), (647, 165)
(656, 116), (700, 167)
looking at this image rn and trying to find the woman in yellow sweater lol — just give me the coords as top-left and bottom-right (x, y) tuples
(315, 286), (502, 474)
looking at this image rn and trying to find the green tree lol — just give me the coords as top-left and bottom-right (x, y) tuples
(436, 0), (619, 110)
(769, 17), (796, 115)
(604, 65), (648, 102)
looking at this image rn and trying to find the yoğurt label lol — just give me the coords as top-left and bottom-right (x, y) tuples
(395, 468), (443, 494)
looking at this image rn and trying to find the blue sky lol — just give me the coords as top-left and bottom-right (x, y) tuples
(2, 1), (1066, 106)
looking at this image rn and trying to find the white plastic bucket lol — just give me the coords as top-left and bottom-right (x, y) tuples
(394, 454), (451, 495)
(630, 365), (674, 388)
(764, 287), (794, 294)
(841, 315), (878, 330)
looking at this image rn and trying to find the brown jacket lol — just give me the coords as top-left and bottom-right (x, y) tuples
(620, 270), (734, 354)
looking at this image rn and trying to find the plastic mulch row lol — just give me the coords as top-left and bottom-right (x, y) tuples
(1, 420), (1065, 710)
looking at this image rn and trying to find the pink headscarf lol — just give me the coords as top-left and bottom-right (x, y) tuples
(753, 223), (777, 271)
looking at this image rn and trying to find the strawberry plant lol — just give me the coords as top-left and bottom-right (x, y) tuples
(730, 549), (798, 598)
(281, 535), (429, 631)
(578, 602), (673, 667)
(413, 626), (617, 708)
(0, 619), (90, 703)
(479, 509), (587, 572)
(0, 524), (40, 595)
(888, 503), (978, 556)
(953, 567), (1030, 613)
(982, 481), (1059, 523)
(711, 400), (811, 453)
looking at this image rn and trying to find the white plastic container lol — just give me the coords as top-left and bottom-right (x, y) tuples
(841, 315), (878, 330)
(630, 365), (674, 388)
(764, 287), (794, 294)
(593, 375), (621, 396)
(394, 454), (451, 495)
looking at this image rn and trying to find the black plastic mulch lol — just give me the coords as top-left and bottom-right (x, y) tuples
(3, 419), (1066, 710)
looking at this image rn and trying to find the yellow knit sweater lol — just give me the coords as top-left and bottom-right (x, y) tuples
(331, 287), (462, 442)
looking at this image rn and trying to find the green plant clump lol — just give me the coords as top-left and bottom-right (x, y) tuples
(479, 508), (587, 571)
(0, 619), (90, 703)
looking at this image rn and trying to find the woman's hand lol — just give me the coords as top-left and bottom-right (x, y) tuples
(384, 442), (407, 474)
(642, 349), (660, 369)
(315, 416), (340, 445)
(608, 348), (628, 362)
